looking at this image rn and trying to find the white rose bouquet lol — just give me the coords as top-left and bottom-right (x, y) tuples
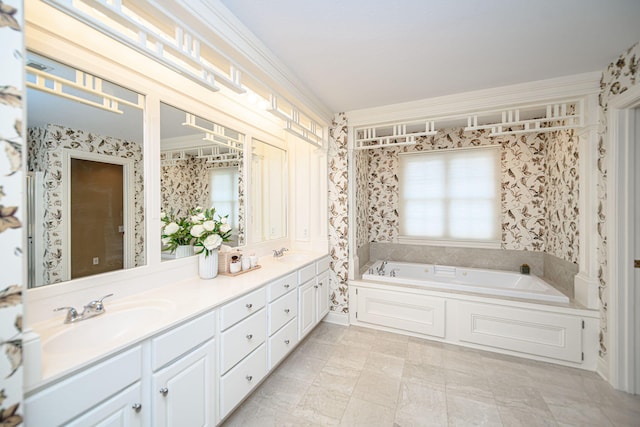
(160, 210), (194, 253)
(189, 206), (232, 256)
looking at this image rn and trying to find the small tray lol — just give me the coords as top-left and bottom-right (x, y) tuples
(219, 265), (261, 277)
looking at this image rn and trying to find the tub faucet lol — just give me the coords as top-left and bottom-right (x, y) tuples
(377, 261), (387, 275)
(390, 268), (399, 277)
(273, 248), (289, 258)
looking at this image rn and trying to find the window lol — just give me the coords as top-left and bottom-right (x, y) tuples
(398, 146), (500, 245)
(209, 168), (239, 230)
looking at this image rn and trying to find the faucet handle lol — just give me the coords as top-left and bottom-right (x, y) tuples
(85, 293), (114, 313)
(54, 306), (79, 323)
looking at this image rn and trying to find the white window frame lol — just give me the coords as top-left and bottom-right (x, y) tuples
(397, 145), (501, 249)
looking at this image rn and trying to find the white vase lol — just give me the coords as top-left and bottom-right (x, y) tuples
(199, 249), (219, 279)
(175, 245), (193, 258)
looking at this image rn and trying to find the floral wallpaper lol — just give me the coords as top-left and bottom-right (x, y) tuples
(328, 113), (349, 314)
(354, 150), (368, 249)
(27, 124), (145, 285)
(365, 128), (552, 253)
(545, 129), (579, 264)
(0, 0), (24, 424)
(161, 156), (244, 244)
(597, 41), (640, 360)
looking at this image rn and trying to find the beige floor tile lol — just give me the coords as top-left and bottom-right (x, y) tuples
(295, 337), (338, 361)
(402, 360), (446, 390)
(447, 394), (503, 427)
(406, 340), (444, 366)
(339, 397), (396, 427)
(352, 370), (401, 408)
(545, 399), (614, 427)
(394, 379), (448, 427)
(363, 351), (405, 379)
(445, 368), (495, 404)
(600, 404), (640, 427)
(325, 345), (370, 371)
(313, 363), (362, 395)
(496, 404), (559, 427)
(293, 383), (351, 425)
(274, 351), (326, 384)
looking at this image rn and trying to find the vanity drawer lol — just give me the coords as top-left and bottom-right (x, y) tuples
(268, 318), (298, 369)
(151, 310), (216, 371)
(220, 308), (266, 374)
(220, 287), (266, 331)
(298, 263), (316, 285)
(267, 272), (297, 302)
(268, 290), (297, 335)
(316, 256), (330, 274)
(220, 344), (267, 419)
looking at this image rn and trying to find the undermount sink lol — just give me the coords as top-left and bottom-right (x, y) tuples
(43, 300), (175, 356)
(277, 252), (314, 263)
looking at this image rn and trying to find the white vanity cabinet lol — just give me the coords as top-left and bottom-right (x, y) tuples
(25, 347), (143, 427)
(298, 257), (330, 340)
(150, 311), (217, 427)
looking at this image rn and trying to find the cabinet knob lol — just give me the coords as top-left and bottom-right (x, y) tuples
(284, 284), (290, 289)
(314, 285), (318, 289)
(132, 403), (142, 413)
(159, 387), (169, 396)
(284, 339), (290, 345)
(246, 303), (253, 309)
(284, 308), (290, 314)
(246, 375), (253, 382)
(246, 334), (253, 340)
(319, 281), (323, 286)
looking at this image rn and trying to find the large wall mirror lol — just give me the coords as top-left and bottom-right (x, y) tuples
(250, 139), (287, 242)
(160, 103), (244, 259)
(25, 52), (145, 288)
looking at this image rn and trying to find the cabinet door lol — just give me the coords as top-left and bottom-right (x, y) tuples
(316, 272), (329, 321)
(152, 339), (216, 427)
(298, 279), (317, 339)
(67, 383), (143, 427)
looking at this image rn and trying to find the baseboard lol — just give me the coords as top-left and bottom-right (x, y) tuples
(323, 311), (350, 326)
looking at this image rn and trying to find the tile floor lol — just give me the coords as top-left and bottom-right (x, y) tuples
(222, 322), (640, 426)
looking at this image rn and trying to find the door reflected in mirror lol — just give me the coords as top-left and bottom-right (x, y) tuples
(160, 103), (244, 259)
(251, 139), (287, 242)
(26, 53), (145, 288)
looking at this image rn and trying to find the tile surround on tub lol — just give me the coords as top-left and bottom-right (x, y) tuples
(369, 242), (545, 277)
(543, 252), (578, 300)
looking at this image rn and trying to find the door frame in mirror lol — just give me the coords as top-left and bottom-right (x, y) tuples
(62, 150), (135, 280)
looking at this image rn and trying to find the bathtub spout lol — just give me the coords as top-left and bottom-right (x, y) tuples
(377, 261), (388, 275)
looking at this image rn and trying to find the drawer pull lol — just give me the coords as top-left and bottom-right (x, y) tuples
(132, 403), (142, 413)
(246, 303), (253, 309)
(319, 281), (324, 286)
(314, 285), (318, 289)
(284, 308), (290, 314)
(284, 339), (290, 345)
(246, 334), (253, 340)
(159, 387), (169, 396)
(246, 375), (253, 382)
(284, 284), (290, 289)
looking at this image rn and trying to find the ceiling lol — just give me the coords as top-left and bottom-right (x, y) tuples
(219, 0), (640, 113)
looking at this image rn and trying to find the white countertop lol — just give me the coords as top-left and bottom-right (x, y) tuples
(27, 251), (328, 393)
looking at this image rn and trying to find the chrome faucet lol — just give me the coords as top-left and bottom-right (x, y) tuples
(54, 293), (113, 324)
(390, 268), (399, 277)
(377, 260), (388, 275)
(273, 248), (289, 258)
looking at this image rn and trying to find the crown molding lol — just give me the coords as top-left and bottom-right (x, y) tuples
(346, 72), (602, 127)
(174, 0), (334, 124)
